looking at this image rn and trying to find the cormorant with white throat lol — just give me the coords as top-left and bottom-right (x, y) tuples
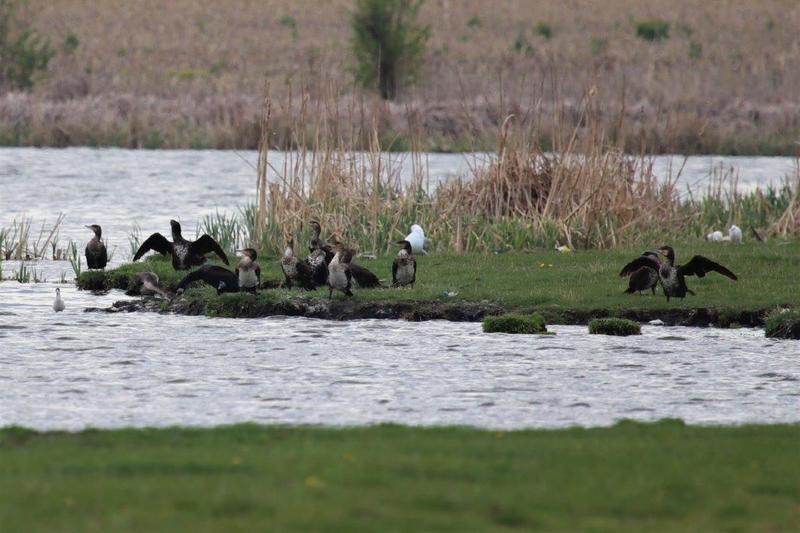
(236, 248), (261, 293)
(281, 236), (314, 290)
(327, 242), (353, 298)
(392, 240), (416, 287)
(133, 220), (229, 270)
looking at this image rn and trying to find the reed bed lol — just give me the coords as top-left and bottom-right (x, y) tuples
(0, 215), (66, 260)
(235, 89), (800, 255)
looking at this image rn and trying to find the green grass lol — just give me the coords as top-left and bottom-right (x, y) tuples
(86, 242), (800, 317)
(0, 421), (798, 531)
(589, 317), (642, 336)
(483, 313), (547, 334)
(764, 308), (800, 339)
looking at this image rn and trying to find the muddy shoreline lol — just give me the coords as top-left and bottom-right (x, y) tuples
(84, 295), (771, 328)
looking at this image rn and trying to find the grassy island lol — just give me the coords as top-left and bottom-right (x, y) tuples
(1, 421), (799, 532)
(78, 241), (800, 326)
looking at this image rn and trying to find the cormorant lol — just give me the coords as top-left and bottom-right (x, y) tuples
(404, 224), (430, 255)
(84, 224), (108, 270)
(620, 245), (737, 301)
(236, 248), (261, 293)
(53, 288), (65, 312)
(307, 220), (331, 287)
(307, 219), (381, 288)
(392, 240), (416, 287)
(619, 251), (661, 295)
(128, 272), (172, 299)
(327, 242), (353, 298)
(349, 261), (382, 288)
(176, 264), (239, 295)
(281, 237), (314, 290)
(133, 220), (229, 271)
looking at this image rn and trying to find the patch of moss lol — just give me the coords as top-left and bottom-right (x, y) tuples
(483, 313), (547, 334)
(764, 309), (800, 339)
(588, 318), (641, 336)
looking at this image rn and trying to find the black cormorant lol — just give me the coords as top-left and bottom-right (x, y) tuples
(176, 264), (239, 295)
(619, 251), (660, 295)
(84, 224), (108, 270)
(392, 240), (416, 287)
(620, 245), (737, 301)
(133, 220), (229, 270)
(307, 219), (381, 288)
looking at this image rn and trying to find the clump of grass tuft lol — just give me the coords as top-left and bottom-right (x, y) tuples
(535, 22), (552, 40)
(635, 19), (670, 42)
(764, 309), (800, 339)
(589, 318), (641, 336)
(483, 313), (547, 334)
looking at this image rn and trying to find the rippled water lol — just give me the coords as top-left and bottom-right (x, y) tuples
(1, 148), (796, 267)
(2, 149), (798, 430)
(1, 282), (798, 431)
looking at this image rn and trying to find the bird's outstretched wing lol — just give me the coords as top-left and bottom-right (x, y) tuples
(679, 256), (738, 280)
(191, 234), (230, 265)
(133, 233), (171, 261)
(177, 265), (237, 291)
(619, 254), (660, 277)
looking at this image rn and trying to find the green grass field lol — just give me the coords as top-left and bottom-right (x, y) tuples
(1, 421), (798, 532)
(82, 241), (800, 315)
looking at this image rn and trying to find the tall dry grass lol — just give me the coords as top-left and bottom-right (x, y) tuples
(243, 84), (800, 255)
(1, 0), (798, 153)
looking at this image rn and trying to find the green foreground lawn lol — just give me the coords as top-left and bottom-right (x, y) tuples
(1, 421), (798, 531)
(86, 241), (800, 313)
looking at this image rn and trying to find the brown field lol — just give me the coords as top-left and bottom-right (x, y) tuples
(2, 0), (800, 153)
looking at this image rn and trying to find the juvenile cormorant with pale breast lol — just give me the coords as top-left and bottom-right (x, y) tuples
(84, 224), (108, 269)
(128, 272), (173, 299)
(236, 248), (261, 293)
(620, 245), (737, 301)
(392, 240), (416, 287)
(327, 242), (353, 298)
(133, 220), (229, 271)
(281, 236), (315, 290)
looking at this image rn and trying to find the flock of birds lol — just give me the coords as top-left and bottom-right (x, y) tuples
(52, 220), (739, 310)
(53, 220), (427, 310)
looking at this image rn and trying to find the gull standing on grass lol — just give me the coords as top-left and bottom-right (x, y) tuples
(53, 288), (65, 312)
(405, 224), (431, 255)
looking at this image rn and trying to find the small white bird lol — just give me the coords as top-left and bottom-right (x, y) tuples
(404, 224), (430, 255)
(53, 288), (65, 312)
(728, 225), (743, 244)
(706, 230), (724, 242)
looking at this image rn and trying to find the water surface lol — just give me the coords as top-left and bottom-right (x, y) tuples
(1, 282), (797, 431)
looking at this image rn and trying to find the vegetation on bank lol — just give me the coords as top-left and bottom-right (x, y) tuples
(79, 242), (800, 323)
(764, 308), (800, 339)
(589, 317), (642, 336)
(1, 420), (798, 532)
(483, 313), (547, 334)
